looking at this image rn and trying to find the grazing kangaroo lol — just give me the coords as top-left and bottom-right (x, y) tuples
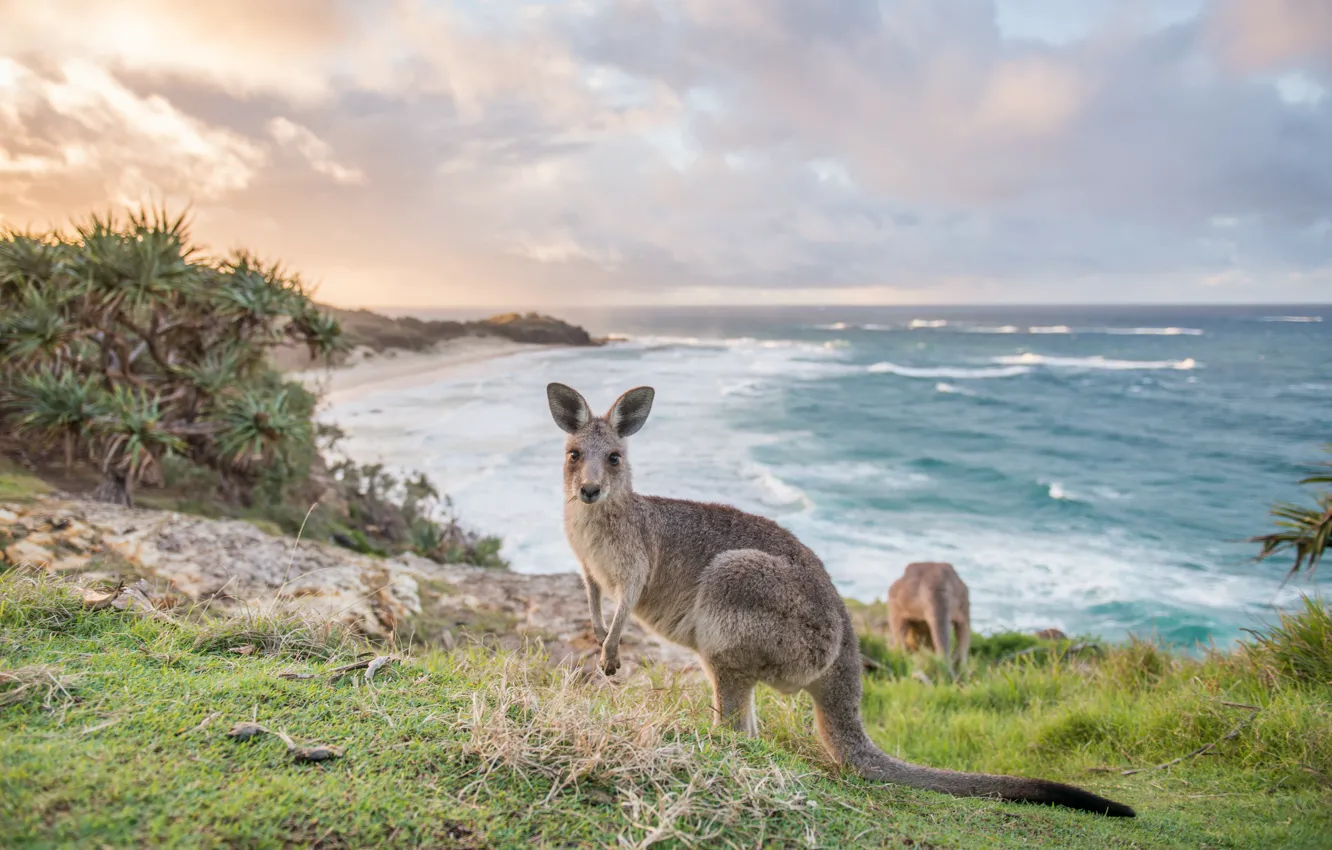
(546, 382), (1135, 818)
(887, 562), (971, 674)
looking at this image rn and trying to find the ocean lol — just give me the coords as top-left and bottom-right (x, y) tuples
(324, 305), (1331, 647)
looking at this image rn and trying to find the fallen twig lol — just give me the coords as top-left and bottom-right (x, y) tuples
(80, 717), (121, 736)
(179, 711), (222, 736)
(326, 659), (372, 679)
(227, 721), (268, 741)
(1122, 706), (1260, 776)
(275, 671), (315, 680)
(327, 654), (399, 683)
(365, 655), (399, 684)
(225, 720), (343, 763)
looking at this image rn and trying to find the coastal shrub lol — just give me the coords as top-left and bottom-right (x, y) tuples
(1240, 594), (1332, 688)
(328, 458), (509, 568)
(0, 209), (344, 507)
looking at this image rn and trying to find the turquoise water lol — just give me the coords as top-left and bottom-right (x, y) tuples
(330, 305), (1331, 647)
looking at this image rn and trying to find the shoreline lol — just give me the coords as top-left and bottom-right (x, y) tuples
(293, 336), (545, 405)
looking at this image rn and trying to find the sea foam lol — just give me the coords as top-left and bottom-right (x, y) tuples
(868, 361), (1031, 379)
(993, 353), (1198, 371)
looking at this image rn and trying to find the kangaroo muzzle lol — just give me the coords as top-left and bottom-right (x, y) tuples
(579, 483), (603, 504)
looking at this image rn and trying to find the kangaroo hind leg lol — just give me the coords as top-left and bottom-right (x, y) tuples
(708, 666), (758, 736)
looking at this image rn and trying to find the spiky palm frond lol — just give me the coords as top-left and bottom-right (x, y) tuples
(72, 208), (198, 315)
(0, 230), (74, 295)
(0, 287), (81, 366)
(8, 370), (104, 472)
(1251, 446), (1332, 577)
(287, 306), (346, 360)
(215, 387), (311, 470)
(91, 386), (186, 484)
(215, 252), (303, 329)
(177, 348), (247, 400)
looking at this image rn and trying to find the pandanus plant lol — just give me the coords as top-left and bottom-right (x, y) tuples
(89, 387), (187, 505)
(9, 370), (102, 474)
(0, 208), (343, 507)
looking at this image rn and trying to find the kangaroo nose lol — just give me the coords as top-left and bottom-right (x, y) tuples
(579, 484), (602, 503)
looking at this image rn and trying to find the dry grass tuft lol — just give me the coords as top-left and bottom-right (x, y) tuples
(0, 664), (82, 710)
(186, 602), (360, 661)
(446, 648), (819, 848)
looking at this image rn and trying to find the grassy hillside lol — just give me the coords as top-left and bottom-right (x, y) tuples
(1, 571), (1328, 849)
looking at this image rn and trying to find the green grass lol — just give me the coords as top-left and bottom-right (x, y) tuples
(0, 458), (53, 502)
(1, 572), (1329, 849)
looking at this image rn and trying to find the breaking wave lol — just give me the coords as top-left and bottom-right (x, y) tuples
(992, 353), (1198, 371)
(869, 362), (1031, 379)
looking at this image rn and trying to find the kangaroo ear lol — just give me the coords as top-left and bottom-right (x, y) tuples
(606, 386), (655, 438)
(547, 383), (591, 434)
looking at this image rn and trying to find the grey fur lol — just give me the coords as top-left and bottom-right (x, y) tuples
(888, 562), (972, 675)
(545, 382), (1136, 818)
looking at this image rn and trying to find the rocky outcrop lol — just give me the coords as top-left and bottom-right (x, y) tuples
(0, 498), (694, 675)
(473, 312), (596, 346)
(270, 308), (599, 370)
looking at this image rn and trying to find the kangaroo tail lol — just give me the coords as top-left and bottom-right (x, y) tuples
(810, 636), (1135, 818)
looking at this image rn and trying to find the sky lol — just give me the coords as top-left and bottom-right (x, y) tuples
(1, 0), (1330, 308)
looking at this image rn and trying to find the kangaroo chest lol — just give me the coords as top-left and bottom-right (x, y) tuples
(565, 510), (643, 596)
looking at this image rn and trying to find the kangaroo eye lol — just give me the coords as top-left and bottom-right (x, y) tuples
(608, 453), (621, 466)
(568, 450), (581, 462)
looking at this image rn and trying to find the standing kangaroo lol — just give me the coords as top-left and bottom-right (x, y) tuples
(888, 562), (972, 675)
(546, 382), (1135, 818)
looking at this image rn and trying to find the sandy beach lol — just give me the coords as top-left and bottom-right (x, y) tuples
(293, 336), (539, 405)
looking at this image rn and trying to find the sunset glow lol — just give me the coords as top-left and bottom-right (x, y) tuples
(2, 0), (1329, 307)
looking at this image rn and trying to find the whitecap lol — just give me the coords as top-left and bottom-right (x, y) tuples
(908, 319), (948, 329)
(993, 353), (1198, 371)
(632, 334), (839, 358)
(1260, 316), (1322, 323)
(719, 379), (764, 397)
(934, 382), (974, 395)
(1029, 325), (1072, 334)
(1096, 327), (1204, 336)
(743, 462), (813, 511)
(869, 361), (1031, 379)
(964, 325), (1020, 334)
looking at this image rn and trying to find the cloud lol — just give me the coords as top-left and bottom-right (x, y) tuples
(0, 0), (361, 103)
(1206, 0), (1332, 74)
(267, 117), (365, 186)
(0, 58), (264, 213)
(1, 0), (1330, 305)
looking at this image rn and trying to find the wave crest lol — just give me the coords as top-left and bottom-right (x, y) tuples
(869, 362), (1031, 379)
(993, 353), (1197, 371)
